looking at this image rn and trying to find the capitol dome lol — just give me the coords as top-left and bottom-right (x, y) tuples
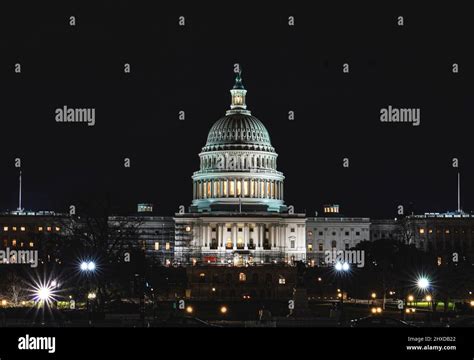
(191, 69), (286, 213)
(203, 113), (274, 152)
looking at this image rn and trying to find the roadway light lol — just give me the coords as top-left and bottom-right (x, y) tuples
(371, 292), (376, 299)
(342, 262), (350, 271)
(37, 286), (52, 302)
(376, 307), (382, 313)
(408, 295), (414, 302)
(220, 306), (228, 314)
(417, 277), (430, 290)
(80, 260), (96, 273)
(405, 308), (411, 314)
(371, 307), (377, 314)
(425, 295), (432, 302)
(335, 262), (343, 271)
(186, 305), (193, 314)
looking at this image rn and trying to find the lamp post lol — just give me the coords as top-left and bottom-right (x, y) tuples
(335, 261), (350, 323)
(79, 260), (97, 325)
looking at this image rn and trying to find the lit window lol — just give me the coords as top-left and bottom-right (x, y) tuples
(12, 227), (17, 231)
(239, 273), (247, 282)
(38, 227), (43, 231)
(279, 277), (286, 285)
(226, 238), (233, 249)
(419, 228), (425, 234)
(445, 229), (450, 234)
(12, 239), (17, 246)
(165, 242), (170, 250)
(29, 242), (34, 248)
(428, 229), (433, 234)
(20, 227), (26, 232)
(185, 226), (191, 232)
(47, 227), (52, 232)
(3, 227), (7, 231)
(154, 242), (159, 251)
(308, 244), (313, 251)
(55, 227), (60, 232)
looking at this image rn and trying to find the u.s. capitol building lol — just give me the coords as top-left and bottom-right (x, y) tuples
(174, 70), (306, 265)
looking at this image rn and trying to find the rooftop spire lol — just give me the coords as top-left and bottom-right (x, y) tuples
(233, 68), (245, 90)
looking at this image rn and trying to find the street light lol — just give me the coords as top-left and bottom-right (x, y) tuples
(186, 305), (193, 314)
(425, 295), (432, 302)
(371, 292), (377, 299)
(417, 277), (430, 290)
(334, 261), (350, 322)
(80, 261), (96, 273)
(220, 306), (228, 314)
(407, 295), (414, 302)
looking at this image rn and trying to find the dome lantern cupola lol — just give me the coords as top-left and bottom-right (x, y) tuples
(229, 68), (247, 111)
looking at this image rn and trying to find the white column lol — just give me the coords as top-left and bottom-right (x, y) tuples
(244, 223), (249, 250)
(207, 225), (212, 249)
(232, 223), (237, 249)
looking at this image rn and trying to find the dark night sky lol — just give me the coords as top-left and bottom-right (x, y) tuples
(0, 3), (473, 218)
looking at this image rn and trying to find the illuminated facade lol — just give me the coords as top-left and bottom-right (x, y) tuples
(175, 70), (306, 265)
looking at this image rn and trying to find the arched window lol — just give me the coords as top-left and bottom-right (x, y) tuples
(239, 272), (247, 282)
(331, 240), (337, 249)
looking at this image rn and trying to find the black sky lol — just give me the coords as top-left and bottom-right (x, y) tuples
(0, 3), (473, 218)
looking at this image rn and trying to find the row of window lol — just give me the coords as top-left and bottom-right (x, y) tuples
(307, 241), (357, 251)
(154, 242), (171, 251)
(2, 239), (35, 248)
(198, 272), (287, 284)
(2, 226), (60, 232)
(308, 229), (363, 236)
